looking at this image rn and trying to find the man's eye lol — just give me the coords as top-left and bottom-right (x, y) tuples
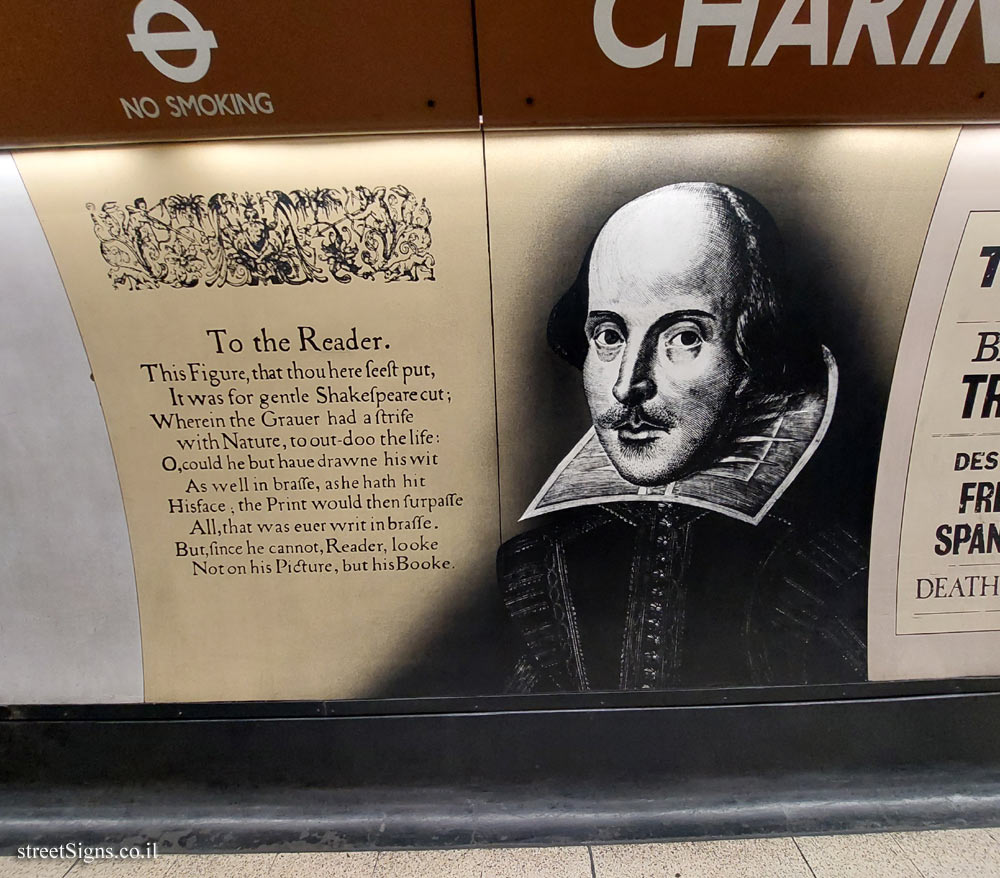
(663, 327), (704, 359)
(665, 328), (702, 348)
(593, 327), (624, 347)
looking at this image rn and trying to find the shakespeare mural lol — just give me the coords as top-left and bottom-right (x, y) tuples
(498, 183), (868, 693)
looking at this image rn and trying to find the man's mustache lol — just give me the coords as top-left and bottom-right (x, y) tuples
(595, 405), (676, 432)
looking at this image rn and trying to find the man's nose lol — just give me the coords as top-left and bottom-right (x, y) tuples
(613, 339), (656, 407)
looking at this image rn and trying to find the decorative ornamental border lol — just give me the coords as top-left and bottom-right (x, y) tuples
(87, 186), (434, 290)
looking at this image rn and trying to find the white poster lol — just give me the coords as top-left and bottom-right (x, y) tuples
(871, 126), (1000, 680)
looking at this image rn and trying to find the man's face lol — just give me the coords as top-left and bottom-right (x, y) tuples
(583, 189), (746, 486)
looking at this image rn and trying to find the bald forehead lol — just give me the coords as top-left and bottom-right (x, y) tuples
(589, 186), (743, 310)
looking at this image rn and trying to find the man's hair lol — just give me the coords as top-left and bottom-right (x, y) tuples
(547, 183), (816, 393)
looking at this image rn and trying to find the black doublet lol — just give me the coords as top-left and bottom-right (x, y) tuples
(498, 500), (867, 693)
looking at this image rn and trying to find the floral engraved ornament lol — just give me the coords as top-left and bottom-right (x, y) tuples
(87, 185), (435, 290)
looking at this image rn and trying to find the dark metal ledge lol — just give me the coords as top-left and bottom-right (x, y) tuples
(3, 771), (1000, 854)
(2, 692), (1000, 853)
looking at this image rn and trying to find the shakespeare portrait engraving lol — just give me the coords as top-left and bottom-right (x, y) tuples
(498, 183), (868, 693)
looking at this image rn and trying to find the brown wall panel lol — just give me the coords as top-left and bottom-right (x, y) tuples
(476, 0), (1000, 127)
(0, 0), (479, 146)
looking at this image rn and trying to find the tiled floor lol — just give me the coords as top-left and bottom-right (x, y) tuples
(3, 828), (1000, 877)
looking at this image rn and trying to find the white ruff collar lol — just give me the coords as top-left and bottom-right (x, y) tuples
(522, 348), (837, 526)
